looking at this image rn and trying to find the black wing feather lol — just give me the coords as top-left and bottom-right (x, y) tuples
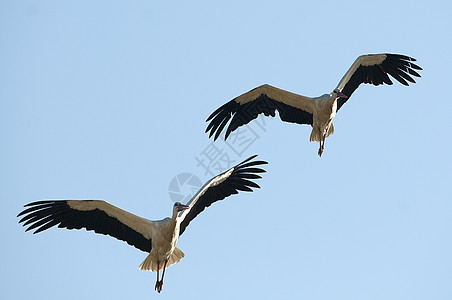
(206, 94), (313, 141)
(18, 200), (151, 252)
(337, 54), (422, 111)
(179, 155), (267, 235)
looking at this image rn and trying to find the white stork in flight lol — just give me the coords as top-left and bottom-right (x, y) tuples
(206, 53), (422, 156)
(17, 155), (267, 293)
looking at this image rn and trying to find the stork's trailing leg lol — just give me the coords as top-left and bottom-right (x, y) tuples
(321, 133), (326, 156)
(317, 128), (324, 157)
(317, 129), (328, 157)
(155, 259), (168, 293)
(159, 260), (168, 292)
(154, 260), (160, 292)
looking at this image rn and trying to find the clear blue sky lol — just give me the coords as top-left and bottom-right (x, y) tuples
(2, 1), (451, 299)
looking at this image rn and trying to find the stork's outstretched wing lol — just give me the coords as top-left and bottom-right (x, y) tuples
(206, 84), (314, 140)
(18, 200), (156, 252)
(336, 53), (422, 110)
(179, 155), (267, 235)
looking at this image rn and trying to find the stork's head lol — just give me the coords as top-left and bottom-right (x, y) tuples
(332, 89), (348, 99)
(173, 202), (190, 217)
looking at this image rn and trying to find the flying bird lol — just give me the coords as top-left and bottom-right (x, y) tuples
(17, 155), (267, 293)
(205, 53), (422, 156)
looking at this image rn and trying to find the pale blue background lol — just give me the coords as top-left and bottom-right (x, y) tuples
(2, 1), (451, 299)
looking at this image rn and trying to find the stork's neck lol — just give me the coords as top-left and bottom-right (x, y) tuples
(315, 93), (336, 106)
(171, 208), (179, 222)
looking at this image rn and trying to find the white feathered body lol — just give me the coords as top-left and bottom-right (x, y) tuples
(309, 94), (336, 142)
(139, 217), (185, 272)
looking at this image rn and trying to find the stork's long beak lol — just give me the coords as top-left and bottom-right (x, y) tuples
(338, 91), (348, 98)
(176, 204), (190, 212)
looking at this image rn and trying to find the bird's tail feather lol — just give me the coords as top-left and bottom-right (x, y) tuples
(139, 247), (185, 272)
(327, 123), (334, 138)
(310, 128), (321, 142)
(167, 247), (185, 267)
(310, 124), (334, 142)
